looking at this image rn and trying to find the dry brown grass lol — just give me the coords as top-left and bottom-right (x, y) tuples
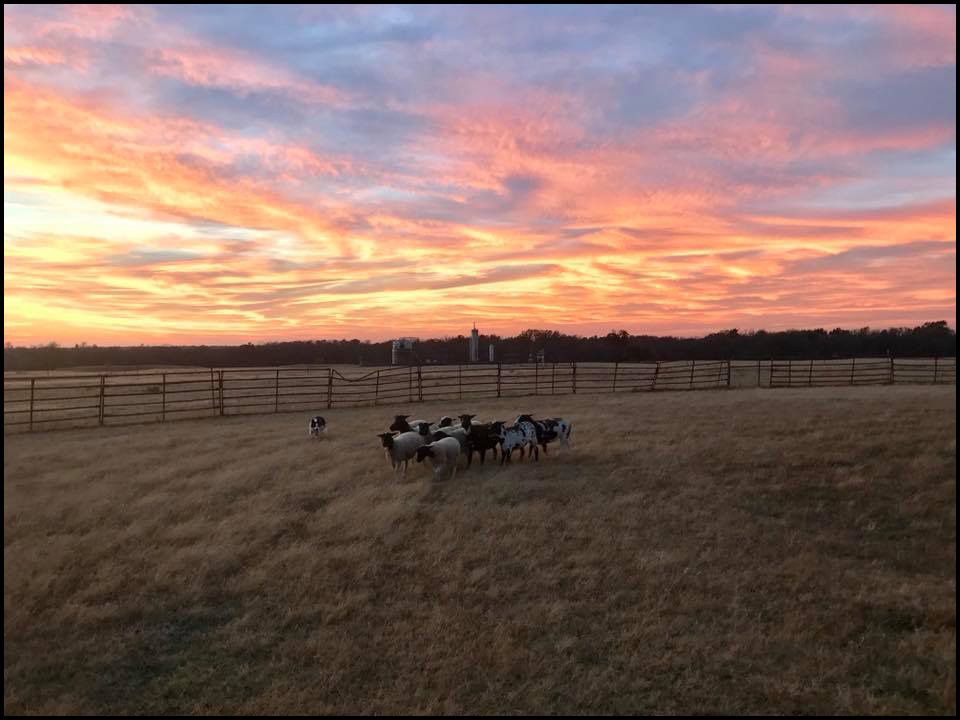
(4, 385), (956, 714)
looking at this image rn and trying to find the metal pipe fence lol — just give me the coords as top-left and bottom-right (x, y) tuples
(4, 357), (954, 433)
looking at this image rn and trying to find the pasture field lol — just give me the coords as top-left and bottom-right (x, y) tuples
(3, 385), (956, 714)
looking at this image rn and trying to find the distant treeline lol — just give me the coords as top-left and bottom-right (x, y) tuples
(4, 321), (956, 371)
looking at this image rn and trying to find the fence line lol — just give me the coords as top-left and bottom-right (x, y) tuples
(765, 357), (955, 388)
(3, 357), (954, 433)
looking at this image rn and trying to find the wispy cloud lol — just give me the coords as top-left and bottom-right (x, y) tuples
(3, 4), (955, 344)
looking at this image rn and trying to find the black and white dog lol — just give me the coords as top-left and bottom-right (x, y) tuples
(308, 415), (327, 437)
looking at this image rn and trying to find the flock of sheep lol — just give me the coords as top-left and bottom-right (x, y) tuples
(307, 411), (573, 481)
(378, 413), (573, 481)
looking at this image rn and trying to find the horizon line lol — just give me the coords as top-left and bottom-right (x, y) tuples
(5, 320), (955, 350)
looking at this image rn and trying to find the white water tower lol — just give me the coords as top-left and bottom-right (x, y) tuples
(391, 337), (418, 365)
(469, 325), (480, 362)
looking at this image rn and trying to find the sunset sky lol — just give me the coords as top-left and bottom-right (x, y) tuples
(4, 4), (956, 346)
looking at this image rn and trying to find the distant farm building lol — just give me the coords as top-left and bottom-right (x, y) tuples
(391, 337), (418, 365)
(469, 326), (480, 362)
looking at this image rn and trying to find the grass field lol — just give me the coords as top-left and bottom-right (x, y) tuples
(3, 385), (956, 714)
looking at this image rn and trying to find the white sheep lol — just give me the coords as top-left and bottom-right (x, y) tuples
(425, 415), (462, 434)
(377, 431), (426, 478)
(389, 415), (430, 435)
(389, 414), (471, 436)
(431, 426), (469, 455)
(415, 436), (461, 481)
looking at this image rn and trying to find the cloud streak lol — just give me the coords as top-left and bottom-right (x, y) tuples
(3, 4), (956, 344)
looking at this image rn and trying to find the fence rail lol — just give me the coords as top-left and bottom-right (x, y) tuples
(3, 357), (954, 433)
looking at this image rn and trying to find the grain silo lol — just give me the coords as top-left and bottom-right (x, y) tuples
(469, 325), (480, 363)
(391, 337), (418, 365)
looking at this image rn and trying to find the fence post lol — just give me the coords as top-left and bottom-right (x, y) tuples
(612, 362), (618, 393)
(552, 362), (557, 395)
(652, 361), (660, 391)
(408, 366), (413, 402)
(375, 370), (381, 406)
(218, 370), (224, 415)
(275, 369), (280, 412)
(727, 360), (732, 388)
(787, 360), (793, 387)
(757, 359), (761, 387)
(889, 356), (894, 385)
(850, 357), (856, 385)
(162, 373), (166, 422)
(933, 356), (939, 384)
(572, 362), (577, 394)
(496, 363), (502, 398)
(417, 365), (423, 402)
(689, 360), (696, 390)
(29, 378), (35, 431)
(98, 375), (105, 425)
(769, 358), (773, 387)
(210, 369), (216, 410)
(326, 369), (333, 409)
(459, 364), (462, 401)
(535, 362), (539, 395)
(808, 359), (814, 387)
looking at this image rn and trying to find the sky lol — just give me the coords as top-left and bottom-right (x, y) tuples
(3, 4), (956, 346)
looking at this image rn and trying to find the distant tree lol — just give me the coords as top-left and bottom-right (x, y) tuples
(3, 322), (955, 371)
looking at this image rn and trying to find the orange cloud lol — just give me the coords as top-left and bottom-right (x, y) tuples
(3, 5), (955, 345)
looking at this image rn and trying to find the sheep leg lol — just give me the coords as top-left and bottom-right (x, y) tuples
(450, 464), (458, 481)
